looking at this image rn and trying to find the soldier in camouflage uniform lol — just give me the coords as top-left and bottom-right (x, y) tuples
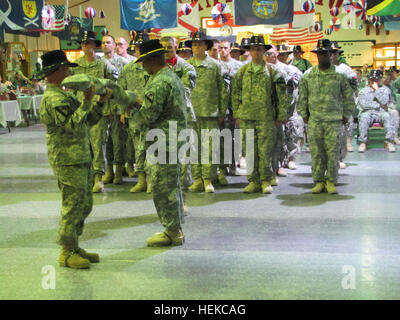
(185, 30), (229, 193)
(118, 33), (151, 193)
(298, 39), (354, 194)
(289, 46), (312, 73)
(382, 71), (400, 145)
(160, 36), (196, 199)
(232, 36), (287, 194)
(134, 39), (186, 246)
(39, 50), (113, 269)
(70, 31), (118, 193)
(100, 35), (130, 186)
(357, 70), (396, 153)
(116, 37), (136, 63)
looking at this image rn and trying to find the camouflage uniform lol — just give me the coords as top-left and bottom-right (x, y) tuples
(118, 60), (150, 174)
(334, 63), (358, 161)
(104, 54), (129, 169)
(169, 56), (197, 187)
(138, 67), (186, 229)
(40, 83), (103, 250)
(232, 61), (287, 183)
(289, 57), (312, 73)
(187, 55), (229, 181)
(71, 56), (118, 176)
(298, 65), (354, 183)
(358, 85), (395, 143)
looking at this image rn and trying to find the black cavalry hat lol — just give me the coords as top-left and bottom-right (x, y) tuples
(331, 41), (344, 54)
(135, 39), (166, 63)
(230, 42), (245, 54)
(276, 44), (293, 54)
(240, 38), (251, 50)
(128, 32), (150, 53)
(311, 39), (333, 53)
(241, 35), (269, 50)
(38, 50), (78, 78)
(80, 30), (101, 47)
(368, 69), (383, 81)
(184, 29), (213, 51)
(292, 45), (305, 53)
(177, 41), (192, 52)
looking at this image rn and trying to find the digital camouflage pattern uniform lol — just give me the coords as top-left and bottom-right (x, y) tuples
(358, 85), (395, 143)
(187, 55), (229, 181)
(40, 83), (103, 250)
(104, 54), (129, 170)
(71, 56), (118, 176)
(169, 55), (197, 188)
(232, 61), (287, 184)
(290, 57), (312, 74)
(138, 66), (186, 230)
(298, 65), (354, 183)
(118, 60), (150, 174)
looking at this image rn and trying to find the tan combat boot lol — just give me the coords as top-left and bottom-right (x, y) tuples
(270, 176), (279, 186)
(385, 141), (396, 153)
(146, 228), (184, 247)
(347, 136), (354, 152)
(130, 172), (147, 193)
(93, 173), (104, 193)
(325, 180), (338, 194)
(261, 181), (273, 194)
(102, 164), (114, 184)
(113, 164), (123, 185)
(243, 181), (261, 193)
(126, 163), (136, 177)
(277, 167), (287, 177)
(203, 179), (215, 193)
(59, 247), (90, 269)
(77, 248), (100, 263)
(189, 178), (204, 192)
(312, 182), (325, 194)
(358, 142), (367, 153)
(217, 171), (228, 186)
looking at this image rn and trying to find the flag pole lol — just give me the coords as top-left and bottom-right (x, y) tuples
(64, 0), (69, 20)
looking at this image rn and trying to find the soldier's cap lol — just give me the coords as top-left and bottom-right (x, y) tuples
(184, 30), (213, 51)
(240, 38), (251, 50)
(128, 33), (150, 54)
(38, 50), (78, 78)
(177, 41), (192, 52)
(135, 39), (166, 63)
(331, 41), (344, 54)
(368, 69), (383, 81)
(276, 44), (293, 54)
(389, 66), (399, 73)
(80, 30), (101, 47)
(230, 42), (244, 54)
(242, 35), (270, 50)
(311, 39), (334, 53)
(292, 45), (305, 53)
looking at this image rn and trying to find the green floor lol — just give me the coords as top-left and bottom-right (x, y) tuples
(1, 124), (400, 299)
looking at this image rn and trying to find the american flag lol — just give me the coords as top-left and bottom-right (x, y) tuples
(270, 28), (323, 45)
(40, 5), (66, 32)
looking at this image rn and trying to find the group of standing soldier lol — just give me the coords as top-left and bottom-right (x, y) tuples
(39, 29), (398, 269)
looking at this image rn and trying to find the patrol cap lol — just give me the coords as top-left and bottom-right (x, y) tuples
(368, 69), (383, 81)
(135, 39), (166, 63)
(184, 29), (213, 50)
(311, 39), (333, 53)
(276, 44), (293, 54)
(230, 42), (245, 55)
(80, 30), (101, 47)
(38, 50), (78, 78)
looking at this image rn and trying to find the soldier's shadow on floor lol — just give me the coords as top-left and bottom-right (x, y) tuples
(290, 182), (348, 190)
(184, 190), (264, 208)
(276, 193), (355, 207)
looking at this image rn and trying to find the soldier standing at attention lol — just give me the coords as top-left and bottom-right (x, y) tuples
(71, 31), (118, 193)
(134, 40), (186, 246)
(298, 39), (354, 194)
(232, 36), (287, 194)
(118, 33), (151, 193)
(185, 30), (229, 193)
(289, 45), (312, 73)
(116, 37), (136, 63)
(39, 50), (113, 268)
(101, 35), (130, 186)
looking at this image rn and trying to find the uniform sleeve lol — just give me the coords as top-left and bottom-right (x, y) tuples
(118, 67), (127, 90)
(297, 76), (309, 119)
(138, 81), (168, 126)
(231, 67), (243, 118)
(341, 76), (355, 119)
(103, 58), (119, 80)
(358, 88), (380, 111)
(216, 64), (229, 117)
(272, 68), (288, 121)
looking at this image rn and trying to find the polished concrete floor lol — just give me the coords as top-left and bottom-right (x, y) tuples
(0, 124), (400, 300)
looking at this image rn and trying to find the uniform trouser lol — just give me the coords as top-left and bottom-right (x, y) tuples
(129, 123), (147, 173)
(358, 110), (395, 143)
(241, 120), (276, 182)
(272, 124), (284, 174)
(388, 108), (400, 134)
(286, 113), (302, 157)
(181, 121), (195, 187)
(53, 164), (93, 250)
(219, 112), (236, 172)
(345, 115), (355, 138)
(105, 115), (127, 165)
(89, 116), (108, 175)
(339, 123), (347, 162)
(126, 122), (135, 164)
(191, 117), (219, 180)
(308, 119), (342, 183)
(151, 163), (184, 230)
